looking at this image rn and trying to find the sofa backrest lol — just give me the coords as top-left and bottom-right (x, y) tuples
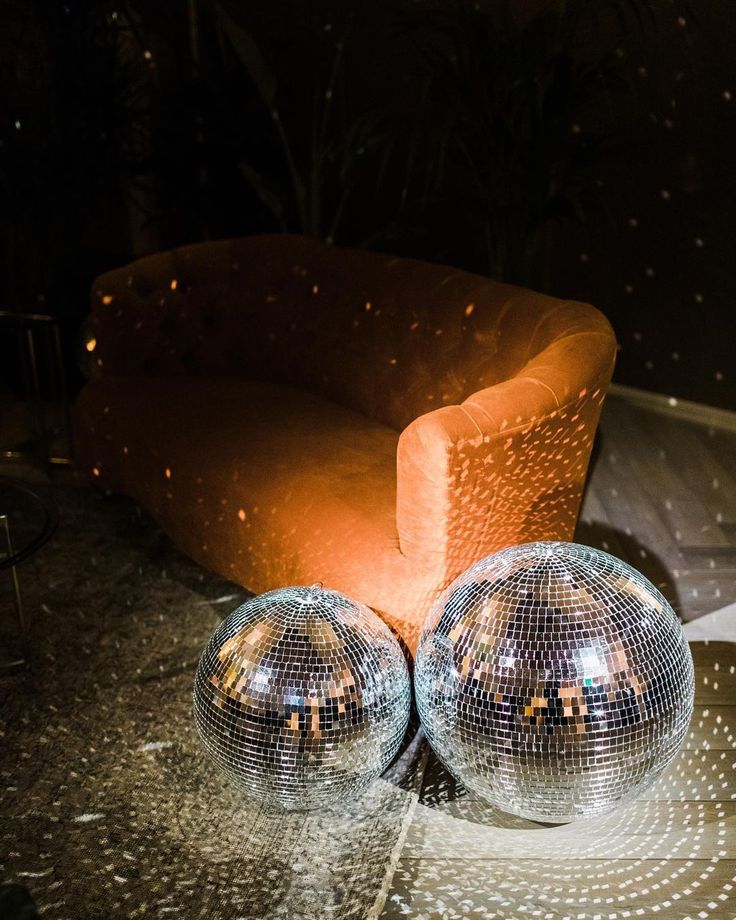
(85, 234), (606, 432)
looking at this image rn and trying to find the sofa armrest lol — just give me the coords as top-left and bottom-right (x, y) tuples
(396, 313), (616, 581)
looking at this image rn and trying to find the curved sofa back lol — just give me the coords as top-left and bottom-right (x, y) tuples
(85, 233), (611, 432)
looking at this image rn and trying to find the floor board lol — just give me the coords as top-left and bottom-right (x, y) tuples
(579, 394), (736, 621)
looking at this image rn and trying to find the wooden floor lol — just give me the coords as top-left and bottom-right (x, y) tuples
(578, 393), (736, 623)
(382, 392), (736, 920)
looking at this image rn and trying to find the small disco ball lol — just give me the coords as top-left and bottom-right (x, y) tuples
(415, 542), (695, 822)
(193, 584), (410, 810)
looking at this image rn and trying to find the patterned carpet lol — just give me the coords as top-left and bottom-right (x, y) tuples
(0, 483), (421, 919)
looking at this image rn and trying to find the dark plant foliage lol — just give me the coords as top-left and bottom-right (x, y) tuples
(0, 1), (149, 313)
(0, 0), (690, 350)
(384, 0), (690, 284)
(211, 0), (389, 242)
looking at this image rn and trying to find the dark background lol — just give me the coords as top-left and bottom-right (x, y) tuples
(1, 0), (734, 409)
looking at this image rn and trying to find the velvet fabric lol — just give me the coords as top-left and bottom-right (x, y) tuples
(76, 234), (617, 648)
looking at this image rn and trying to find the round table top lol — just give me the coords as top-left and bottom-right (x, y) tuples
(0, 478), (58, 571)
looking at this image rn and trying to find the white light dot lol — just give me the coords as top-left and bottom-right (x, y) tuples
(645, 267), (655, 277)
(661, 189), (671, 200)
(695, 237), (704, 248)
(694, 293), (704, 304)
(625, 284), (634, 294)
(143, 50), (152, 60)
(724, 90), (733, 102)
(715, 371), (723, 381)
(628, 217), (639, 227)
(14, 120), (21, 130)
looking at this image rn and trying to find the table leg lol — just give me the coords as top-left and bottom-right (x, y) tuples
(0, 514), (28, 673)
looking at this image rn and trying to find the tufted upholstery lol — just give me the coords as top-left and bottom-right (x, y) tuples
(76, 234), (617, 649)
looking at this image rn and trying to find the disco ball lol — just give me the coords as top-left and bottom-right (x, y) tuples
(415, 542), (694, 822)
(193, 584), (410, 810)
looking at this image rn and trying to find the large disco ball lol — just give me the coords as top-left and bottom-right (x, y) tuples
(415, 542), (694, 822)
(193, 584), (410, 810)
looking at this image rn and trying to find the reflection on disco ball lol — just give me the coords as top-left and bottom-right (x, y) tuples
(193, 584), (410, 810)
(415, 542), (694, 822)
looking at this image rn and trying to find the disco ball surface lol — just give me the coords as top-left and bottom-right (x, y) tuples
(415, 542), (695, 822)
(193, 584), (411, 810)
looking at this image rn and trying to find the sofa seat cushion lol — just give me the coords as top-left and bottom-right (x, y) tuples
(76, 377), (441, 643)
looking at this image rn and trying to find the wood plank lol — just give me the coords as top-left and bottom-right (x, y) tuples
(580, 478), (614, 527)
(403, 798), (736, 860)
(648, 414), (736, 527)
(676, 573), (736, 621)
(384, 857), (736, 918)
(600, 399), (730, 550)
(711, 429), (736, 481)
(576, 489), (638, 568)
(687, 706), (736, 750)
(692, 641), (736, 705)
(579, 396), (736, 624)
(641, 749), (736, 801)
(586, 434), (686, 578)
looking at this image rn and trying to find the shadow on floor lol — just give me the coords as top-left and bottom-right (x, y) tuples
(574, 518), (683, 616)
(0, 884), (41, 920)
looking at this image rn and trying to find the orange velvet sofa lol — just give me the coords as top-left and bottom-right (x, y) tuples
(75, 234), (616, 648)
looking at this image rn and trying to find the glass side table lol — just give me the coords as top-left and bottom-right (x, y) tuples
(0, 311), (74, 467)
(0, 479), (59, 673)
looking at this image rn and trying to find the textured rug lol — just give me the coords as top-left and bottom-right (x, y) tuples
(0, 483), (421, 919)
